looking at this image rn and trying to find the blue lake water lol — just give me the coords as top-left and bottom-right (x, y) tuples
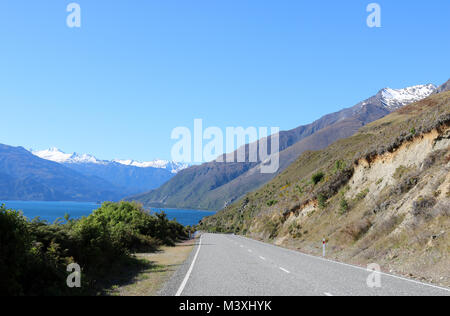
(1, 201), (216, 227)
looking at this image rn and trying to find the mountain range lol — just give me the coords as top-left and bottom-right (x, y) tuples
(32, 148), (188, 197)
(1, 79), (448, 205)
(32, 148), (187, 173)
(0, 144), (120, 202)
(130, 81), (447, 210)
(199, 88), (450, 286)
(0, 146), (187, 202)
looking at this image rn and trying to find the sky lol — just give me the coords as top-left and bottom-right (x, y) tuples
(0, 0), (449, 162)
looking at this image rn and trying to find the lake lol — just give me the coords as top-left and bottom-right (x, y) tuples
(1, 201), (216, 227)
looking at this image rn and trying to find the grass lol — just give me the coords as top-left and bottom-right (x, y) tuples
(355, 188), (369, 202)
(202, 92), (450, 232)
(394, 165), (413, 180)
(199, 91), (450, 286)
(105, 238), (196, 296)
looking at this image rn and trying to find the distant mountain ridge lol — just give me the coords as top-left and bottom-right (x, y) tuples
(31, 148), (188, 196)
(0, 144), (122, 202)
(131, 82), (441, 210)
(32, 148), (188, 174)
(434, 79), (450, 94)
(112, 159), (188, 174)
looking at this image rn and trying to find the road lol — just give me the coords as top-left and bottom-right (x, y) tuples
(160, 233), (450, 296)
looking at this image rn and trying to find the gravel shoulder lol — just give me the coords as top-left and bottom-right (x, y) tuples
(106, 238), (196, 296)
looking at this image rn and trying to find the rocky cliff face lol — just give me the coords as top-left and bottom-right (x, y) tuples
(274, 126), (450, 286)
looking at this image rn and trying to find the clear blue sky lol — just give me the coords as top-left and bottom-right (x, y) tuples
(0, 0), (449, 161)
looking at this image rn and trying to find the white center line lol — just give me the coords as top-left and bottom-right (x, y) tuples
(279, 267), (290, 274)
(248, 249), (252, 253)
(240, 245), (244, 248)
(324, 292), (333, 296)
(259, 256), (266, 261)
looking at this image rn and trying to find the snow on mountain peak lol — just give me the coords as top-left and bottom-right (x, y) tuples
(112, 159), (188, 174)
(32, 148), (105, 164)
(32, 148), (188, 173)
(380, 84), (437, 109)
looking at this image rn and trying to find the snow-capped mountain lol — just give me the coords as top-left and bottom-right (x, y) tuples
(112, 159), (188, 174)
(30, 148), (188, 196)
(357, 84), (437, 112)
(379, 84), (437, 110)
(32, 148), (107, 165)
(32, 148), (187, 173)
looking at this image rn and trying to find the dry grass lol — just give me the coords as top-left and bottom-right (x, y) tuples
(105, 239), (196, 296)
(199, 92), (450, 287)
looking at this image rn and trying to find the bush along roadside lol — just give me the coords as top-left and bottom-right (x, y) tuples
(0, 201), (188, 296)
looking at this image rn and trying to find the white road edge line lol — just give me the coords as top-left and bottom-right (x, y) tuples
(324, 292), (333, 296)
(175, 235), (202, 296)
(279, 267), (290, 274)
(233, 234), (450, 293)
(259, 256), (266, 261)
(248, 249), (253, 253)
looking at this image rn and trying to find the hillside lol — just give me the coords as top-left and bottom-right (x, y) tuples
(200, 91), (450, 287)
(0, 144), (123, 202)
(64, 162), (174, 196)
(435, 79), (450, 94)
(131, 83), (438, 210)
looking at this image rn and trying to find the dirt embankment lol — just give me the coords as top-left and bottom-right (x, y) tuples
(262, 126), (450, 287)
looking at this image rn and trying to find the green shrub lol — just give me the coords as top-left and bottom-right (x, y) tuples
(312, 172), (325, 185)
(318, 194), (327, 209)
(355, 188), (369, 201)
(334, 160), (346, 173)
(0, 202), (188, 296)
(267, 200), (278, 207)
(340, 198), (349, 215)
(0, 206), (31, 295)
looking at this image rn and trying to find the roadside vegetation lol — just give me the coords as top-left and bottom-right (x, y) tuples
(0, 201), (188, 296)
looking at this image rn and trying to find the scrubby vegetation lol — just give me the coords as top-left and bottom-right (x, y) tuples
(200, 91), (450, 286)
(0, 202), (188, 296)
(339, 197), (349, 215)
(201, 91), (450, 233)
(311, 172), (325, 185)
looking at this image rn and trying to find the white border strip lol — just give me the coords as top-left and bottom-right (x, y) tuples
(175, 235), (202, 296)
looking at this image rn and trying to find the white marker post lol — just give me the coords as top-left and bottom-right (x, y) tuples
(322, 239), (326, 257)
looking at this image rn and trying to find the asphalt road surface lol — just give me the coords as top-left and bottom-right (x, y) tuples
(160, 233), (450, 296)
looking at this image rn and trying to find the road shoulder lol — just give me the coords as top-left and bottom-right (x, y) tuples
(158, 235), (202, 296)
(105, 238), (197, 296)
